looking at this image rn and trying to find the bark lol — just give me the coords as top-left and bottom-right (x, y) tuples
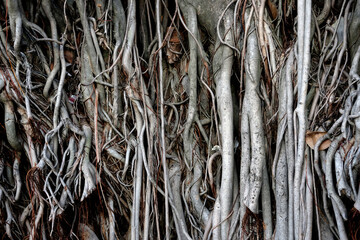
(0, 0), (359, 239)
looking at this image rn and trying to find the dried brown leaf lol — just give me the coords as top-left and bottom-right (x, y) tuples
(64, 50), (75, 64)
(165, 27), (182, 64)
(306, 131), (332, 150)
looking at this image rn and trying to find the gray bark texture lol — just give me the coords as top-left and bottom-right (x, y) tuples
(0, 0), (359, 239)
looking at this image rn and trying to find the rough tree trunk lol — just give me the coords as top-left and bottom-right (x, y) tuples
(0, 0), (360, 239)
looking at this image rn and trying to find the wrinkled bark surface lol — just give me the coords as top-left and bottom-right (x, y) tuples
(0, 0), (360, 239)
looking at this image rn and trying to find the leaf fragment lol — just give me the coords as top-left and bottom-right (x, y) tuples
(306, 131), (332, 150)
